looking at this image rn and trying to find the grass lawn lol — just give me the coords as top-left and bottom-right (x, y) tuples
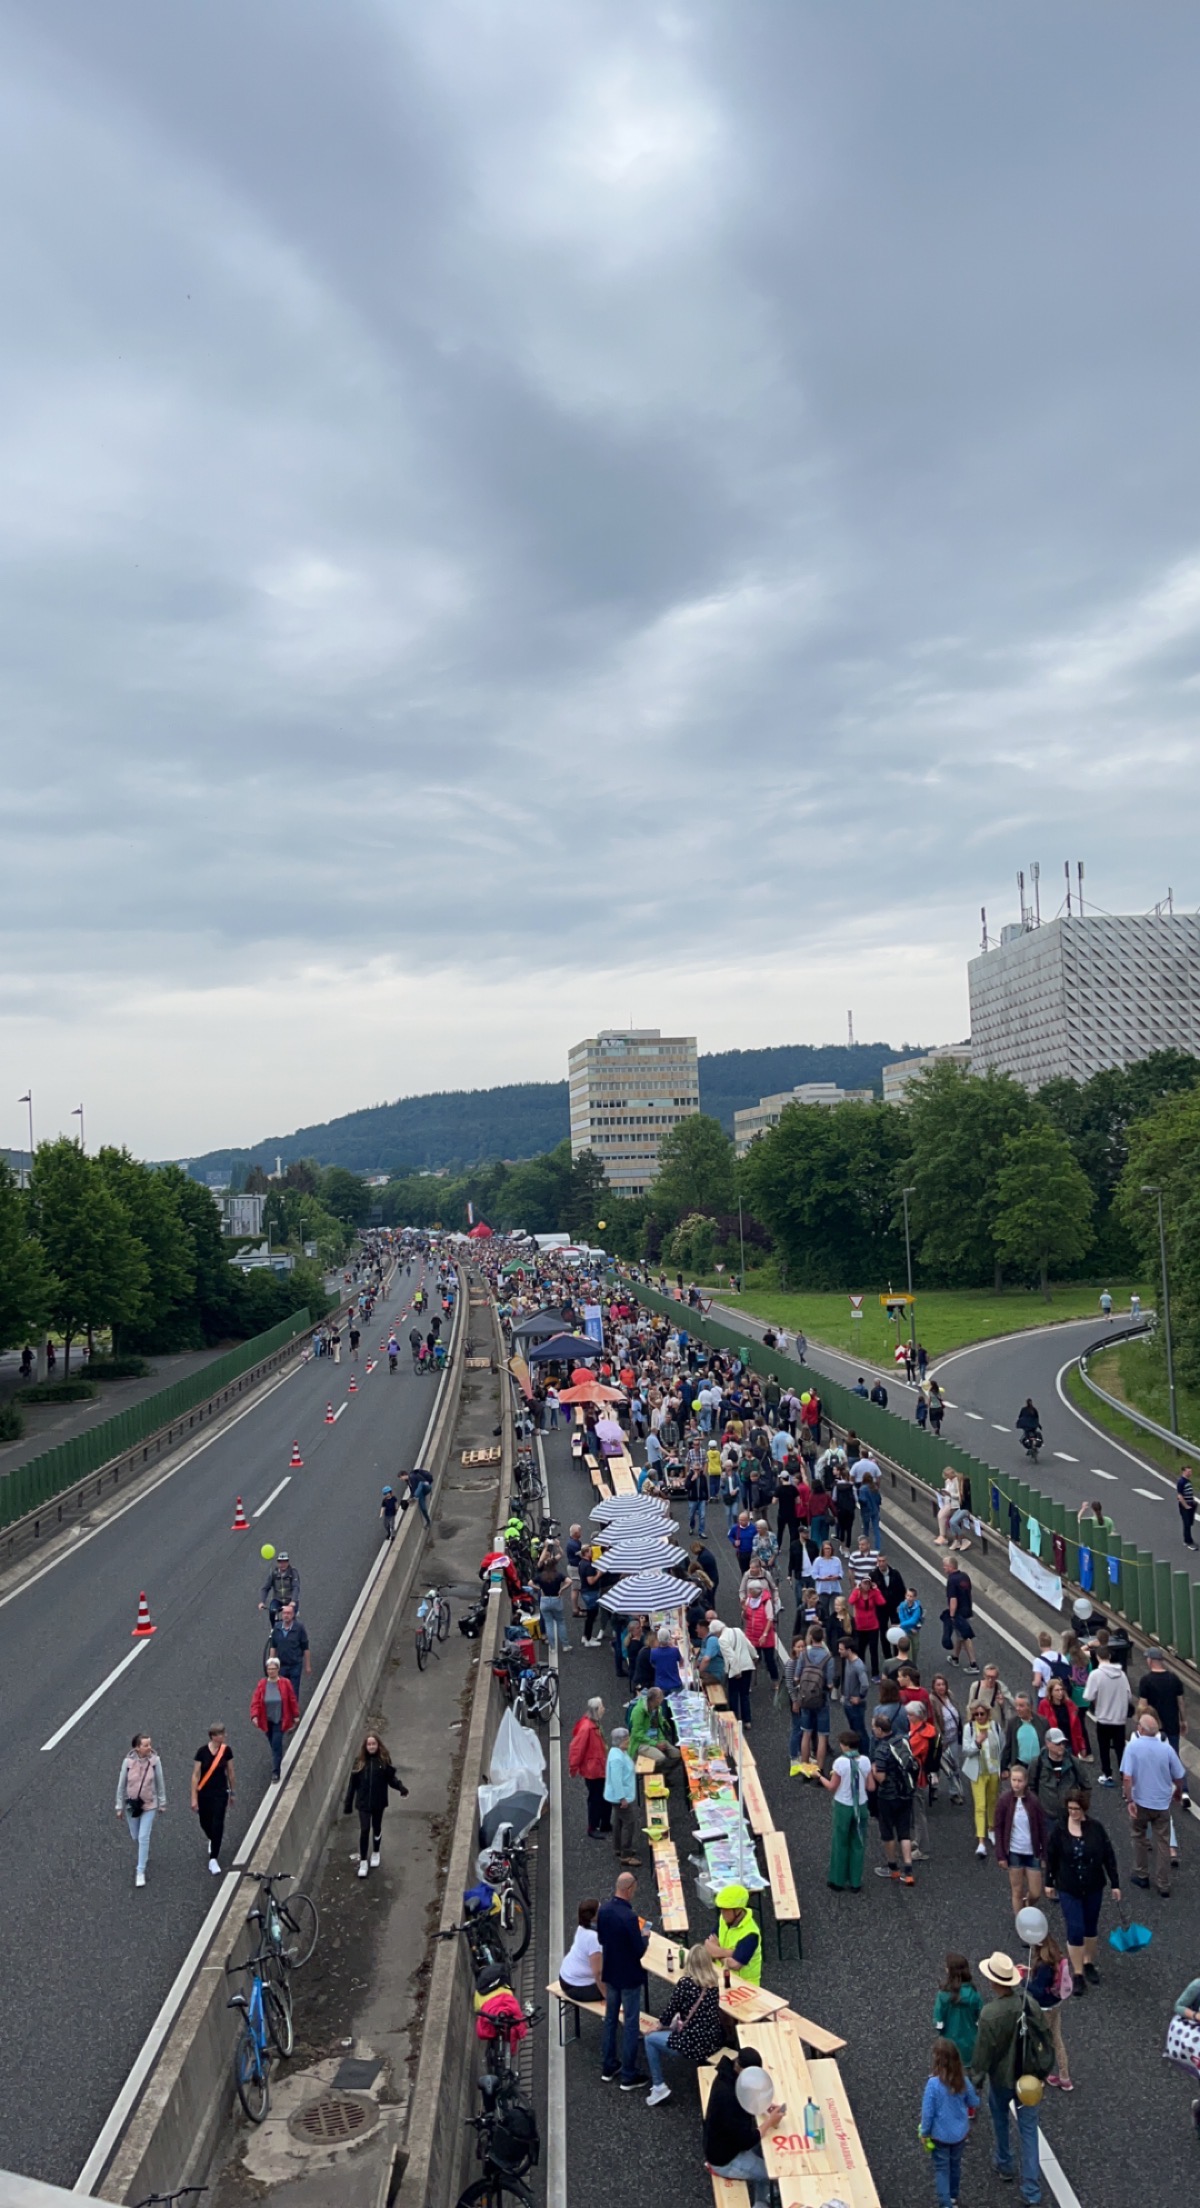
(701, 1280), (1149, 1365)
(1076, 1340), (1200, 1461)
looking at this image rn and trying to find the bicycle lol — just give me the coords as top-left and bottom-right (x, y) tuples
(478, 1834), (532, 1961)
(247, 1869), (319, 1971)
(226, 1956), (290, 2121)
(132, 2192), (208, 2208)
(415, 1587), (451, 1668)
(437, 1908), (512, 1985)
(511, 1666), (558, 1731)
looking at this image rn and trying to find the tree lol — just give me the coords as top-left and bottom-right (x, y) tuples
(1039, 1050), (1200, 1275)
(244, 1164), (270, 1194)
(740, 1101), (909, 1289)
(668, 1213), (718, 1274)
(319, 1167), (371, 1226)
(904, 1063), (1036, 1286)
(95, 1149), (196, 1352)
(282, 1158), (321, 1195)
(1118, 1085), (1200, 1388)
(0, 1164), (54, 1351)
(651, 1116), (736, 1223)
(32, 1139), (148, 1370)
(992, 1123), (1095, 1296)
(564, 1149), (608, 1240)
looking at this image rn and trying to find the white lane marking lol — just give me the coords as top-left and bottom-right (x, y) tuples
(334, 1401), (348, 1421)
(878, 1520), (1033, 1667)
(253, 1476), (291, 1519)
(41, 1641), (149, 1752)
(1133, 1488), (1163, 1501)
(76, 1259), (454, 2195)
(1040, 2130), (1086, 2208)
(993, 1423), (1010, 1433)
(1054, 1358), (1179, 1492)
(1053, 1451), (1079, 1462)
(0, 1365), (298, 1616)
(931, 1316), (1115, 1377)
(1091, 1469), (1119, 1481)
(964, 1411), (984, 1421)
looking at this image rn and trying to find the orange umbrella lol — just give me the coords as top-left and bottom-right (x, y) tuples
(556, 1381), (627, 1405)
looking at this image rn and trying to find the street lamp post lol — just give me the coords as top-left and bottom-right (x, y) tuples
(1141, 1184), (1178, 1436)
(901, 1185), (917, 1363)
(72, 1103), (85, 1153)
(737, 1191), (747, 1292)
(18, 1090), (33, 1180)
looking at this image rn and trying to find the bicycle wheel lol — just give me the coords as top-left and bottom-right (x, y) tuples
(234, 2030), (270, 2123)
(499, 1887), (531, 1962)
(456, 2176), (534, 2208)
(263, 1982), (294, 2059)
(534, 1673), (559, 1721)
(415, 1621), (431, 1671)
(512, 1691), (530, 1728)
(282, 1891), (319, 1967)
(435, 1594), (451, 1642)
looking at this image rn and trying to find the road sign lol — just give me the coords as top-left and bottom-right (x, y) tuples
(849, 1294), (863, 1321)
(879, 1292), (913, 1308)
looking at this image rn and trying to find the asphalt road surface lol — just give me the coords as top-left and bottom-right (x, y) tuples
(544, 1426), (1199, 2208)
(706, 1297), (1196, 1589)
(0, 1258), (443, 2188)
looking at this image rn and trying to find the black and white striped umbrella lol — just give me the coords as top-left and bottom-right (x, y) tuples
(598, 1540), (689, 1571)
(598, 1568), (699, 1613)
(590, 1499), (673, 1525)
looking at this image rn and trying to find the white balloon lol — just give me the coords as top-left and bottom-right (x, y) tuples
(1016, 1905), (1049, 1947)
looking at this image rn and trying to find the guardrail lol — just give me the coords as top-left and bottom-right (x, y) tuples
(625, 1278), (1200, 1670)
(0, 1310), (313, 1559)
(1077, 1321), (1200, 1455)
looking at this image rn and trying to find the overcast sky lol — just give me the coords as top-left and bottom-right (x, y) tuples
(3, 1), (1199, 1158)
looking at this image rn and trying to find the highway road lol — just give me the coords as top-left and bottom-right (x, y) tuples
(706, 1297), (1197, 1588)
(0, 1256), (444, 2188)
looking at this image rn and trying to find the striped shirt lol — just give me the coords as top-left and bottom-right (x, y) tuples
(849, 1548), (881, 1585)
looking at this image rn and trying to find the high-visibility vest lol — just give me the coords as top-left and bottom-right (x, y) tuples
(716, 1909), (762, 1987)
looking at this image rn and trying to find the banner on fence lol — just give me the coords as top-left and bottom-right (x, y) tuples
(1008, 1539), (1063, 1611)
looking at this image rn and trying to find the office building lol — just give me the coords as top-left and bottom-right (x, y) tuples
(733, 1082), (873, 1157)
(969, 911), (1200, 1089)
(568, 1030), (699, 1195)
(882, 1045), (974, 1106)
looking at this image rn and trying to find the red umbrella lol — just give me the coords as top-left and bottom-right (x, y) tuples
(556, 1380), (626, 1405)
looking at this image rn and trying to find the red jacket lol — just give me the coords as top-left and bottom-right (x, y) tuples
(250, 1675), (299, 1735)
(1037, 1695), (1086, 1757)
(568, 1715), (607, 1782)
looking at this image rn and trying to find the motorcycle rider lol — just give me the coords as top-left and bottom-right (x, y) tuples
(1015, 1399), (1043, 1456)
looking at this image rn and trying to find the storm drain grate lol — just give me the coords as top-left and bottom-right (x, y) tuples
(289, 2092), (377, 2144)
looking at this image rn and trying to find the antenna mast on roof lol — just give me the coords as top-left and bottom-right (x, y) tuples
(1064, 861), (1072, 918)
(1077, 860), (1085, 916)
(981, 906), (989, 952)
(1031, 861), (1040, 926)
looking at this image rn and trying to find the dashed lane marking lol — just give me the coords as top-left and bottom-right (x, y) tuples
(1091, 1469), (1119, 1481)
(1133, 1488), (1163, 1501)
(964, 1411), (983, 1421)
(993, 1423), (1010, 1433)
(334, 1401), (348, 1421)
(1053, 1450), (1079, 1461)
(41, 1641), (149, 1752)
(253, 1476), (291, 1518)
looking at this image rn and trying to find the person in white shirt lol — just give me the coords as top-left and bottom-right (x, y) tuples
(1083, 1656), (1133, 1784)
(558, 1899), (604, 2002)
(818, 1731), (875, 1890)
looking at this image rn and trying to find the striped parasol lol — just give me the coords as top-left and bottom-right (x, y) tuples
(598, 1568), (699, 1613)
(590, 1499), (673, 1525)
(598, 1540), (688, 1572)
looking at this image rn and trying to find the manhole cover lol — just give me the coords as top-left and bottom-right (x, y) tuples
(289, 2093), (378, 2144)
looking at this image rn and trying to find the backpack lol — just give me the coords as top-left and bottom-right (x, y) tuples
(1044, 1653), (1072, 1687)
(885, 1737), (916, 1799)
(797, 1652), (829, 1710)
(1016, 2000), (1056, 2083)
(906, 1711), (937, 1772)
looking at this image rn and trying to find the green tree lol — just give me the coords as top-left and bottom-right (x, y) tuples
(564, 1148), (608, 1240)
(992, 1123), (1095, 1296)
(668, 1213), (718, 1274)
(1118, 1086), (1200, 1388)
(319, 1167), (371, 1226)
(282, 1158), (321, 1195)
(0, 1164), (54, 1351)
(175, 1170), (242, 1341)
(740, 1101), (909, 1289)
(651, 1115), (735, 1223)
(95, 1149), (196, 1351)
(905, 1063), (1035, 1286)
(1038, 1050), (1200, 1275)
(32, 1139), (148, 1370)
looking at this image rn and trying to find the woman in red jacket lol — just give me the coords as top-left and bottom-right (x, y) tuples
(1038, 1677), (1088, 1758)
(568, 1696), (610, 1837)
(250, 1657), (299, 1781)
(849, 1577), (887, 1681)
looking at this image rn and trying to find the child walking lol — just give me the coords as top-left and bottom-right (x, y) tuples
(932, 1953), (982, 2065)
(919, 2037), (978, 2208)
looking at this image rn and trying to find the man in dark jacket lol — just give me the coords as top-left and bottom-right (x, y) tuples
(702, 2046), (783, 2204)
(1028, 1730), (1084, 1822)
(1000, 1696), (1048, 1775)
(597, 1872), (649, 2086)
(268, 1603), (311, 1705)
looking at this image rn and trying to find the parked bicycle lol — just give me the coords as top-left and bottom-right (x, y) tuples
(512, 1666), (558, 1730)
(226, 1954), (290, 2121)
(455, 2054), (540, 2205)
(415, 1587), (451, 1669)
(247, 1868), (319, 1972)
(478, 1830), (532, 1961)
(436, 1905), (512, 1986)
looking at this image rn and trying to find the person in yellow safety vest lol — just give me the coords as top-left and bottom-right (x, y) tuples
(705, 1882), (763, 1987)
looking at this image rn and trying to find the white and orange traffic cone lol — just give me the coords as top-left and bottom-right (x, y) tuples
(348, 1378), (358, 1395)
(132, 1590), (156, 1637)
(325, 1402), (335, 1425)
(231, 1496), (250, 1531)
(290, 1441), (304, 1467)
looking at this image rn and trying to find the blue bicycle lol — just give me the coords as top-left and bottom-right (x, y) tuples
(227, 1954), (292, 2122)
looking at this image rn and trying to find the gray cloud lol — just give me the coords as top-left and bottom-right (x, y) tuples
(2, 0), (1200, 1151)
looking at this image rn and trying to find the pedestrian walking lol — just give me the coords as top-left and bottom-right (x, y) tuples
(1121, 1710), (1185, 1896)
(1138, 1647), (1189, 1796)
(579, 1553), (605, 1644)
(918, 2037), (979, 2208)
(786, 1626), (833, 1776)
(820, 1730), (873, 1890)
(250, 1656), (299, 1781)
(1044, 1786), (1121, 1993)
(838, 1637), (871, 1753)
(994, 1765), (1049, 1914)
(933, 1953), (983, 2065)
(1027, 1931), (1074, 2091)
(870, 1713), (918, 1883)
(342, 1731), (408, 1875)
(568, 1697), (610, 1835)
(1177, 1466), (1197, 1550)
(962, 1702), (1003, 1858)
(969, 1951), (1054, 2203)
(1082, 1645), (1133, 1783)
(597, 1871), (649, 2087)
(942, 1556), (978, 1671)
(741, 1572), (780, 1684)
(191, 1723), (235, 1875)
(535, 1549), (571, 1654)
(717, 1620), (757, 1729)
(267, 1601), (312, 1706)
(115, 1732), (167, 1888)
(605, 1726), (640, 1865)
(928, 1675), (965, 1805)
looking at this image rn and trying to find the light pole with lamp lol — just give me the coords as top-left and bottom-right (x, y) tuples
(71, 1103), (85, 1153)
(737, 1189), (747, 1293)
(18, 1090), (33, 1181)
(1141, 1184), (1178, 1437)
(901, 1185), (917, 1364)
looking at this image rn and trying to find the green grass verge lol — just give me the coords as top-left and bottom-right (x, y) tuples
(700, 1281), (1149, 1364)
(1062, 1362), (1189, 1477)
(1079, 1341), (1200, 1461)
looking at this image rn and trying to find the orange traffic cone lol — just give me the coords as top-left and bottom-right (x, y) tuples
(290, 1441), (304, 1467)
(325, 1402), (335, 1425)
(348, 1378), (358, 1395)
(132, 1590), (156, 1637)
(231, 1496), (250, 1531)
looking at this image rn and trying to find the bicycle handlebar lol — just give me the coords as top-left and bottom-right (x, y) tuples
(247, 1868), (293, 1884)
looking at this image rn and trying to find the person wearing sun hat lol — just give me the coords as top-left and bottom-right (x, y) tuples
(969, 1952), (1045, 2203)
(704, 1882), (763, 1987)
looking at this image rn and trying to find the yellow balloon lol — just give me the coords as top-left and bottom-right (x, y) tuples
(260, 1542), (276, 1561)
(1016, 2075), (1044, 2107)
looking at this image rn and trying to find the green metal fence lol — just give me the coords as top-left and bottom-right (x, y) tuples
(627, 1281), (1199, 1666)
(0, 1309), (311, 1532)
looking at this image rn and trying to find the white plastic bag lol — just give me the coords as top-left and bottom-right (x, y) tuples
(489, 1708), (546, 1790)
